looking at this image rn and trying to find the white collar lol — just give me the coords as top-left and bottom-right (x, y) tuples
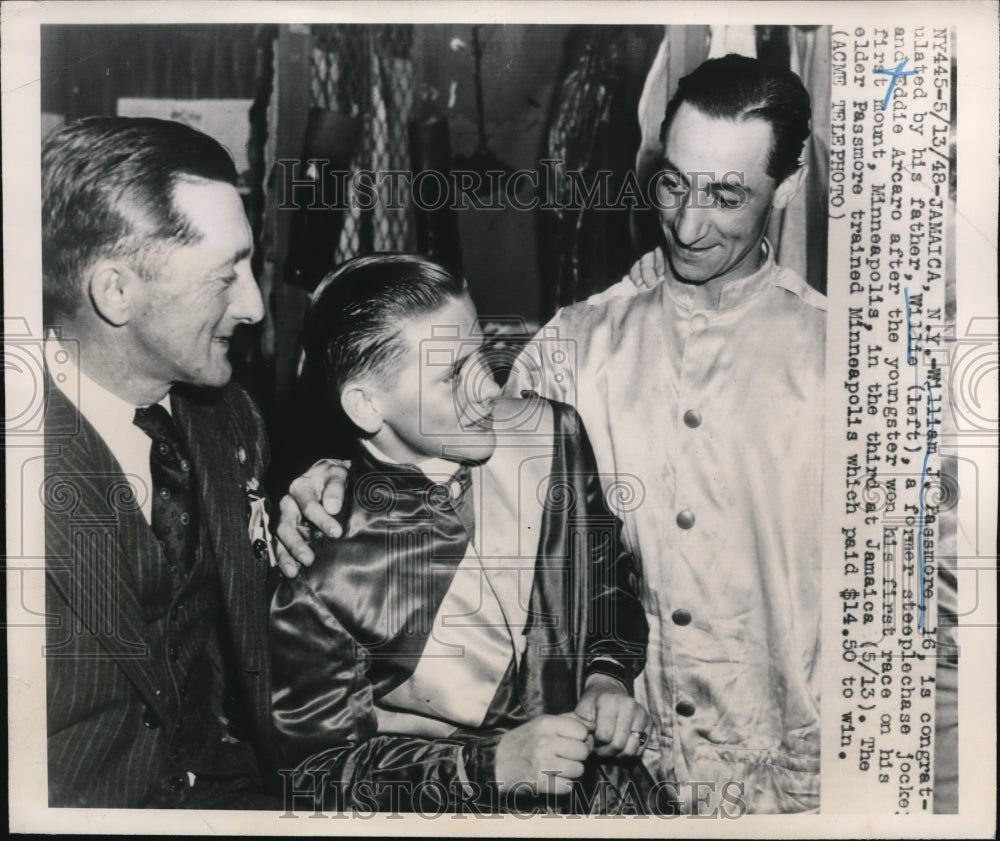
(45, 333), (172, 417)
(45, 334), (167, 522)
(360, 438), (463, 481)
(663, 239), (778, 312)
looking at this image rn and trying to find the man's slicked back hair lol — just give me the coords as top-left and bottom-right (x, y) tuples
(42, 116), (239, 320)
(303, 253), (468, 413)
(661, 53), (812, 184)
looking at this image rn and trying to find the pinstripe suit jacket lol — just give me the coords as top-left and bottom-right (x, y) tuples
(44, 374), (274, 807)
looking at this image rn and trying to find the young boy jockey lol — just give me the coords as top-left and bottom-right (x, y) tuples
(270, 255), (670, 814)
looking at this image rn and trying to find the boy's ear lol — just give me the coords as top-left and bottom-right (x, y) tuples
(341, 382), (382, 434)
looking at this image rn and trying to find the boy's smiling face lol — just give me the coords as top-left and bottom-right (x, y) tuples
(367, 293), (501, 465)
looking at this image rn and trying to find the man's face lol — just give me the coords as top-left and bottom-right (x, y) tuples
(372, 293), (501, 465)
(126, 179), (263, 392)
(656, 102), (779, 286)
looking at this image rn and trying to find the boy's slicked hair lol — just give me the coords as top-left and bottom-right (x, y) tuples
(42, 116), (239, 320)
(660, 53), (812, 184)
(303, 253), (467, 410)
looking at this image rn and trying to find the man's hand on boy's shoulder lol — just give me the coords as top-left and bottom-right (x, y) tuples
(275, 458), (351, 578)
(575, 673), (654, 759)
(628, 246), (666, 291)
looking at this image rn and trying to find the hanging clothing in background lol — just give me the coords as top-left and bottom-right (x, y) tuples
(707, 24), (758, 59)
(631, 25), (711, 259)
(306, 25), (416, 262)
(767, 26), (831, 295)
(635, 29), (671, 185)
(538, 26), (662, 313)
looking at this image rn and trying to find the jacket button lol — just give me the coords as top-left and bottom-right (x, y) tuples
(676, 509), (696, 529)
(168, 774), (187, 791)
(671, 608), (692, 626)
(168, 644), (178, 661)
(683, 409), (702, 428)
(142, 708), (161, 729)
(675, 700), (696, 718)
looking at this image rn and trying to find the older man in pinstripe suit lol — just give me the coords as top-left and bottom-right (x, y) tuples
(41, 117), (325, 808)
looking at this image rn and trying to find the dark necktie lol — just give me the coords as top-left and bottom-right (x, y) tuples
(133, 404), (200, 572)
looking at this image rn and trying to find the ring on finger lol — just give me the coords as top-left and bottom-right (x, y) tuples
(629, 729), (648, 745)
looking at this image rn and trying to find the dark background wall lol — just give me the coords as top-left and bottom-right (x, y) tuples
(41, 24), (259, 111)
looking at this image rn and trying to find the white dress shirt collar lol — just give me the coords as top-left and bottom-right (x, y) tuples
(45, 336), (168, 522)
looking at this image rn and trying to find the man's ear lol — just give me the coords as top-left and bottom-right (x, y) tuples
(87, 260), (136, 327)
(772, 164), (808, 210)
(341, 383), (383, 435)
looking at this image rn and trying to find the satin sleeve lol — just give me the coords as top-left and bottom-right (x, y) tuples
(269, 574), (498, 809)
(554, 401), (649, 692)
(582, 463), (648, 693)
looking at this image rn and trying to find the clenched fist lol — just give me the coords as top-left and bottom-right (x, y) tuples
(494, 713), (594, 797)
